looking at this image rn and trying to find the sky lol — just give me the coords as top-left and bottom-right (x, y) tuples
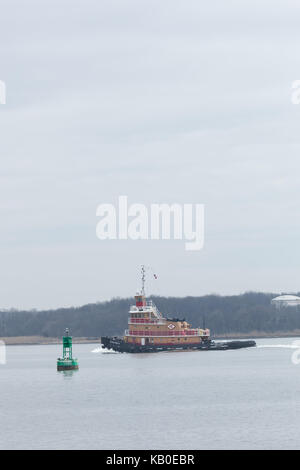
(1, 0), (300, 309)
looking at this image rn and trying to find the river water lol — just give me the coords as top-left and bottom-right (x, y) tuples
(1, 337), (300, 449)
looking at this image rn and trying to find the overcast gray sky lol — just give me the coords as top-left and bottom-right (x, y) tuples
(1, 0), (300, 309)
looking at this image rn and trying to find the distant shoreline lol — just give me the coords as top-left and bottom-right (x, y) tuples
(0, 336), (100, 346)
(1, 330), (300, 345)
(214, 330), (300, 340)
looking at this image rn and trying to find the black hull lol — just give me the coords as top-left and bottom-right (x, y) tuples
(101, 336), (256, 353)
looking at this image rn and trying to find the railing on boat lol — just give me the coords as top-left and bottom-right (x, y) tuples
(124, 329), (210, 337)
(128, 318), (165, 324)
(129, 300), (163, 319)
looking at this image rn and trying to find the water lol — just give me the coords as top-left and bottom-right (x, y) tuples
(1, 337), (300, 449)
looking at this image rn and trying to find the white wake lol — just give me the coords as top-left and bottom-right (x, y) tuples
(91, 345), (119, 354)
(257, 343), (300, 349)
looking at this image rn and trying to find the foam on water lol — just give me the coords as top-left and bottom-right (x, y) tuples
(91, 345), (119, 354)
(258, 343), (300, 349)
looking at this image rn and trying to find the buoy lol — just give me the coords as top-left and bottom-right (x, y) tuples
(57, 328), (79, 371)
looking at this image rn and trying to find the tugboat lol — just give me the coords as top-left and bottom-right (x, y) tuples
(101, 267), (256, 353)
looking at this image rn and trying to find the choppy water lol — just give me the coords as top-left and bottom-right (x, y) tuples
(1, 337), (300, 449)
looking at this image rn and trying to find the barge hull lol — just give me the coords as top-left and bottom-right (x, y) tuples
(101, 336), (256, 353)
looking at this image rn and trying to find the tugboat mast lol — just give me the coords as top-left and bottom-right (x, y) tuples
(141, 265), (146, 295)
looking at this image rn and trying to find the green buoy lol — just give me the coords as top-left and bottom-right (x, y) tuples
(57, 328), (79, 371)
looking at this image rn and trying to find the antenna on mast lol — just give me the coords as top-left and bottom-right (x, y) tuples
(141, 265), (146, 295)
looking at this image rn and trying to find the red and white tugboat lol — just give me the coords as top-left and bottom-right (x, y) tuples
(101, 266), (256, 353)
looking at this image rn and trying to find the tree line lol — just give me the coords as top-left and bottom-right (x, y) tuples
(0, 292), (300, 338)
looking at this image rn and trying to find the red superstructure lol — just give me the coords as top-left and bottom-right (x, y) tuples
(123, 267), (210, 348)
